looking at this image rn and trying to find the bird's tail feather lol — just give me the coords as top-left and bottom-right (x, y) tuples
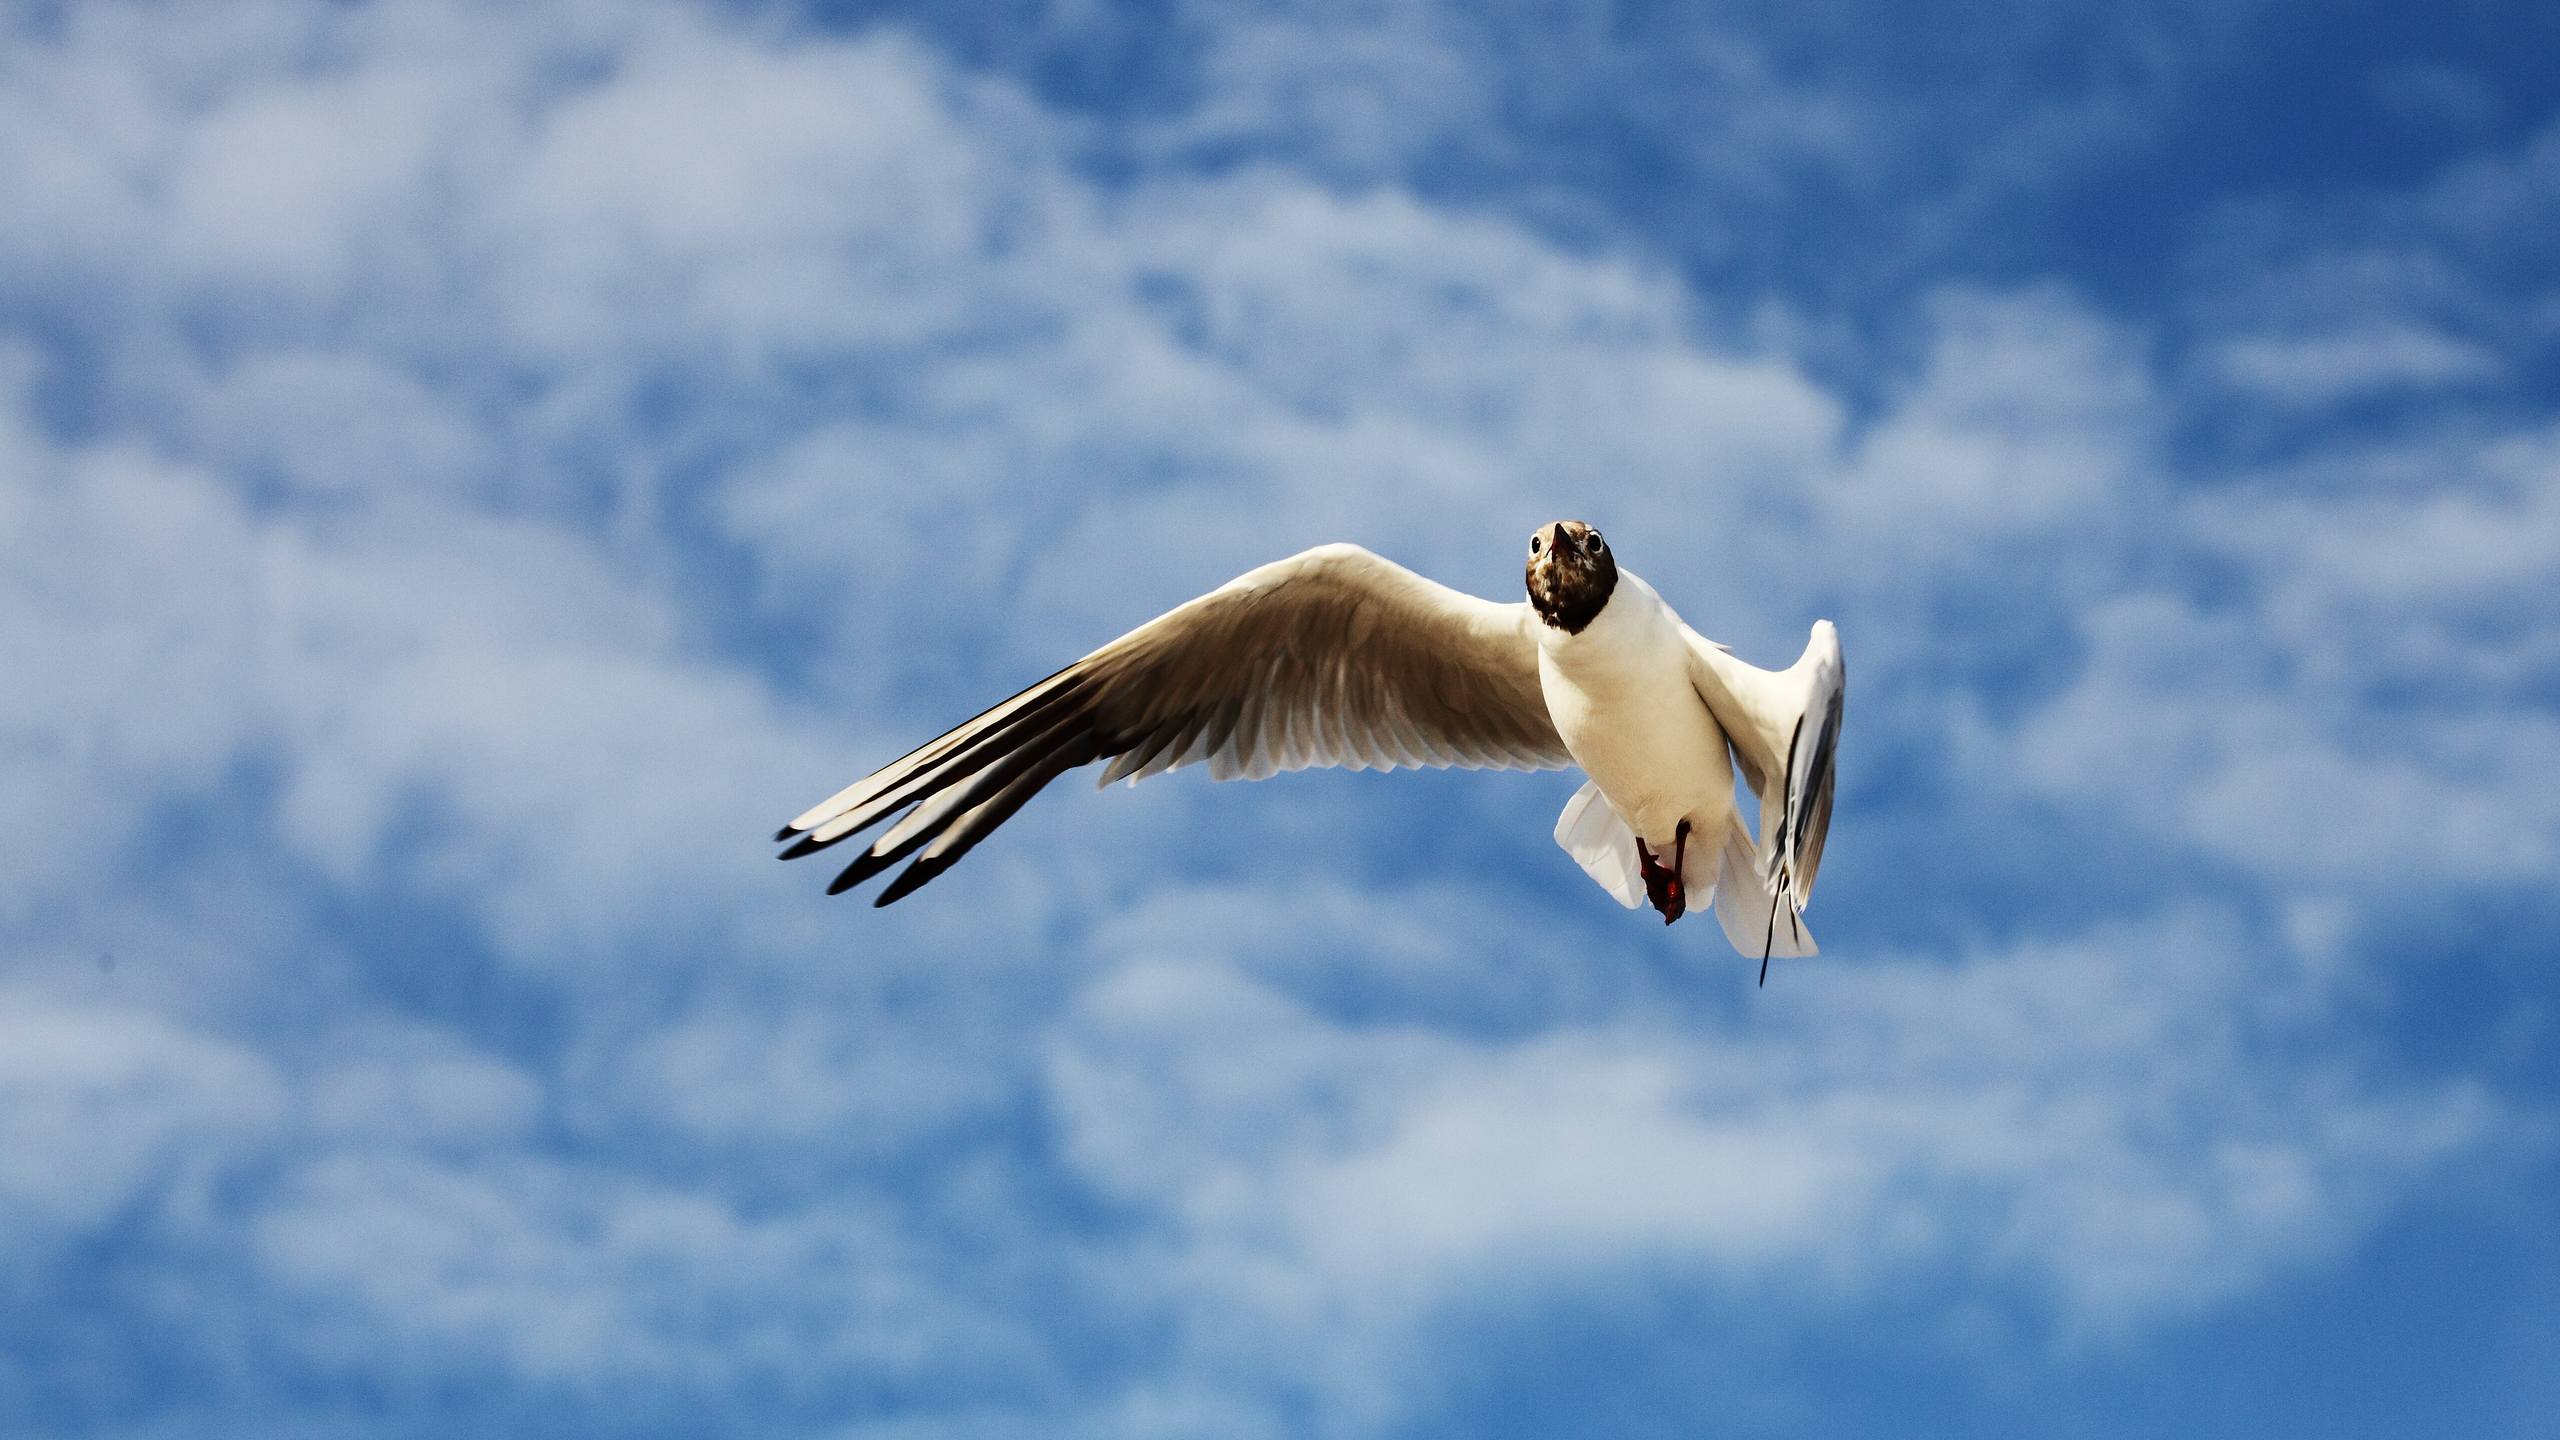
(1554, 787), (1819, 971)
(1711, 814), (1817, 969)
(1553, 781), (1644, 909)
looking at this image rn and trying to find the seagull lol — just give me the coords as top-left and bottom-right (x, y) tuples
(775, 522), (1843, 977)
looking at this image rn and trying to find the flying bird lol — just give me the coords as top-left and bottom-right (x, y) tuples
(775, 523), (1843, 977)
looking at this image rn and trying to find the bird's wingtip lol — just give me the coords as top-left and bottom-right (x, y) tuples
(873, 857), (947, 906)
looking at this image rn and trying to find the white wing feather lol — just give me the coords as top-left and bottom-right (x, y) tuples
(1553, 780), (1645, 909)
(780, 544), (1574, 903)
(1684, 619), (1844, 915)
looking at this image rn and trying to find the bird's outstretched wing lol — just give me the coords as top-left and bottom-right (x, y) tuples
(1683, 619), (1844, 925)
(778, 543), (1572, 903)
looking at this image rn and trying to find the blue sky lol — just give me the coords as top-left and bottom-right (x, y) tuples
(2, 0), (2556, 1434)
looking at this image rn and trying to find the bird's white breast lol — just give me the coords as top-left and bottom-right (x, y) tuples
(1536, 573), (1735, 848)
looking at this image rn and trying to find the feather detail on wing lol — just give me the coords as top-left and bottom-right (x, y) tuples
(777, 544), (1573, 903)
(1683, 618), (1844, 917)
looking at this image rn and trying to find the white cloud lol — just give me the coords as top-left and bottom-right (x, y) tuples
(493, 27), (1059, 361)
(1049, 901), (2495, 1404)
(0, 993), (285, 1260)
(1285, 1042), (1872, 1282)
(2179, 107), (2560, 417)
(1835, 286), (2156, 543)
(173, 349), (494, 499)
(166, 65), (457, 298)
(0, 402), (278, 924)
(2012, 418), (2560, 891)
(575, 999), (1018, 1156)
(0, 352), (850, 974)
(304, 1030), (542, 1152)
(249, 1151), (1038, 1392)
(2212, 324), (2500, 405)
(1145, 2), (1494, 177)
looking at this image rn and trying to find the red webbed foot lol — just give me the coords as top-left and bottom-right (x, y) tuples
(1635, 820), (1693, 925)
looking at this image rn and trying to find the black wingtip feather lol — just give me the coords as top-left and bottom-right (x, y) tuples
(773, 825), (799, 843)
(777, 832), (833, 861)
(873, 857), (948, 906)
(825, 846), (902, 896)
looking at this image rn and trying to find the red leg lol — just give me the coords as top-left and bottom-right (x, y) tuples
(1636, 820), (1692, 925)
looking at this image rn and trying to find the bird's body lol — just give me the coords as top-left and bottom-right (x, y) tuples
(776, 520), (1843, 974)
(1537, 569), (1735, 855)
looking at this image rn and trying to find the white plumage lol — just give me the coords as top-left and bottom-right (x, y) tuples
(1535, 566), (1835, 967)
(776, 524), (1843, 974)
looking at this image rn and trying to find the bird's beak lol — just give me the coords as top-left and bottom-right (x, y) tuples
(1547, 522), (1571, 556)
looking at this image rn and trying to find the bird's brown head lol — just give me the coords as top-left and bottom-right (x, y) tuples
(1525, 519), (1617, 633)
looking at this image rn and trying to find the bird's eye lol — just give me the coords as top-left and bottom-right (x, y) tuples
(1584, 531), (1606, 555)
(1529, 535), (1543, 554)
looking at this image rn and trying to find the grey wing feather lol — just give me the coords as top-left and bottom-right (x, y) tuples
(777, 544), (1570, 903)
